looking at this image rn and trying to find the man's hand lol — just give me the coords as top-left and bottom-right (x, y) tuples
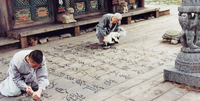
(32, 88), (42, 100)
(25, 86), (33, 94)
(103, 36), (108, 44)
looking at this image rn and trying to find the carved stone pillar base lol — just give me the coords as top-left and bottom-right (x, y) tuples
(164, 66), (200, 87)
(164, 52), (200, 87)
(175, 52), (200, 73)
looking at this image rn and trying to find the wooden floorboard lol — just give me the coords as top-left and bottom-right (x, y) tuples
(177, 91), (200, 101)
(132, 81), (175, 101)
(152, 87), (188, 101)
(119, 73), (164, 99)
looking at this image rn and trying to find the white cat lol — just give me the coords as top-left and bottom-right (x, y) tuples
(107, 32), (120, 44)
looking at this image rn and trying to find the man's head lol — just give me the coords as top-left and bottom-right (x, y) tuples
(27, 50), (43, 68)
(112, 13), (122, 24)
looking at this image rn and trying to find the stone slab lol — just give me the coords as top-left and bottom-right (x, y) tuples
(164, 66), (200, 87)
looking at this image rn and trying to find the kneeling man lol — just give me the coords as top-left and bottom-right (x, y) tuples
(0, 50), (49, 100)
(95, 13), (126, 49)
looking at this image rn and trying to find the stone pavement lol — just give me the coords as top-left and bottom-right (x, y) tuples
(0, 5), (200, 101)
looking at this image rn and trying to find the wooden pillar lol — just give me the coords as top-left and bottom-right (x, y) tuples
(20, 36), (28, 48)
(108, 0), (113, 13)
(155, 9), (159, 18)
(74, 26), (80, 36)
(127, 16), (132, 24)
(0, 0), (9, 37)
(122, 16), (132, 24)
(138, 0), (145, 7)
(112, 5), (117, 13)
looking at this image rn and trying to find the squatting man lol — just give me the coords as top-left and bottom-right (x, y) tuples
(95, 13), (126, 49)
(0, 50), (49, 100)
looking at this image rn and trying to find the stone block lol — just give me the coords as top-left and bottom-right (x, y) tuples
(85, 27), (94, 33)
(164, 66), (200, 87)
(60, 33), (71, 39)
(39, 37), (48, 44)
(48, 36), (61, 42)
(80, 30), (86, 35)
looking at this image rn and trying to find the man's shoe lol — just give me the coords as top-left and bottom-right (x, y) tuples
(103, 45), (110, 49)
(103, 44), (110, 49)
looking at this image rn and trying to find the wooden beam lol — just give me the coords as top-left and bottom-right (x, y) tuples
(127, 16), (132, 24)
(74, 26), (80, 36)
(108, 0), (113, 13)
(155, 9), (159, 18)
(20, 36), (28, 48)
(112, 5), (117, 13)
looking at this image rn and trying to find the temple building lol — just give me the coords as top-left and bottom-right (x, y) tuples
(0, 0), (158, 49)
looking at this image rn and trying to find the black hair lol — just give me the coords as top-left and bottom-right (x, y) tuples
(29, 50), (43, 64)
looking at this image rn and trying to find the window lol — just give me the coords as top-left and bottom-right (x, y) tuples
(12, 0), (52, 24)
(58, 0), (106, 15)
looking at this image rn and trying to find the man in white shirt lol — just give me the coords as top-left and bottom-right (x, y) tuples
(0, 50), (49, 100)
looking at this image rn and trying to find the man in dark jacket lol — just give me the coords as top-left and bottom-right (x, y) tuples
(95, 13), (122, 49)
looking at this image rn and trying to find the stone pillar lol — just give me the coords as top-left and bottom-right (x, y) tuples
(164, 0), (200, 87)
